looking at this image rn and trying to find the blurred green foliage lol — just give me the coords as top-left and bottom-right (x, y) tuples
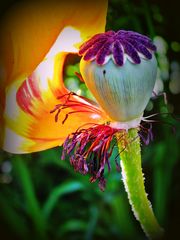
(0, 0), (180, 239)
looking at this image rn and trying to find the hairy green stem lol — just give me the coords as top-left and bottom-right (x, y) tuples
(116, 128), (163, 239)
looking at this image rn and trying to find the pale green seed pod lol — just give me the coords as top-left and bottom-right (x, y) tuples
(80, 56), (157, 124)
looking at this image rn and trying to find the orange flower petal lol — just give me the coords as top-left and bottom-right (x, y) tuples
(0, 0), (108, 86)
(1, 0), (108, 153)
(3, 53), (107, 153)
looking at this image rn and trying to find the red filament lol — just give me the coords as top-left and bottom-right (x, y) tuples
(50, 92), (103, 124)
(62, 123), (121, 191)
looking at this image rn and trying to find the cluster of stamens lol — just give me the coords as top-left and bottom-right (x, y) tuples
(62, 123), (121, 191)
(50, 92), (102, 124)
(79, 30), (156, 66)
(50, 92), (155, 190)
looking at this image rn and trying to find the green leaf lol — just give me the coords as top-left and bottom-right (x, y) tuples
(58, 219), (87, 236)
(0, 193), (29, 239)
(13, 157), (47, 239)
(43, 181), (85, 218)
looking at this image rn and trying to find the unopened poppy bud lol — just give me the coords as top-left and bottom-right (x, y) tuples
(79, 30), (157, 129)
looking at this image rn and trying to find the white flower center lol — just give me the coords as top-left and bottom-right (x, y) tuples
(109, 114), (143, 131)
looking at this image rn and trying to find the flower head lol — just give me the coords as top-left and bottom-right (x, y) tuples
(0, 0), (108, 153)
(1, 1), (157, 190)
(79, 30), (157, 127)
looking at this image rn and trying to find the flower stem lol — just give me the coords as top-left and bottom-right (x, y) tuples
(116, 128), (163, 239)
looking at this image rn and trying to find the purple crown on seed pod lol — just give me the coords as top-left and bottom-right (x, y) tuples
(79, 30), (157, 66)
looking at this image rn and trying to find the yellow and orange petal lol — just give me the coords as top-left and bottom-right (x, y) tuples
(0, 0), (108, 86)
(0, 0), (108, 153)
(4, 53), (108, 153)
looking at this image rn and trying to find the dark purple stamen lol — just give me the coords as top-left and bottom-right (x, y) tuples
(139, 123), (153, 145)
(50, 94), (156, 191)
(62, 124), (120, 191)
(50, 92), (103, 124)
(61, 122), (155, 191)
(79, 29), (156, 66)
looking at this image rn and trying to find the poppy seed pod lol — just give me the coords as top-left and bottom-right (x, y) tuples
(79, 30), (157, 129)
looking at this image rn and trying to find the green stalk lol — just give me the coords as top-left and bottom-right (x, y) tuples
(13, 157), (47, 239)
(116, 128), (163, 239)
